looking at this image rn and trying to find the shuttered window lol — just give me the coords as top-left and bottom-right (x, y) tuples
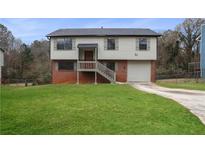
(136, 38), (150, 51)
(104, 38), (118, 50)
(107, 38), (115, 50)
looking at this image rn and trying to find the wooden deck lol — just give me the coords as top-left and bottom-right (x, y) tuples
(77, 61), (116, 83)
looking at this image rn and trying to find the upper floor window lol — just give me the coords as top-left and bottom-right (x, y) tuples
(139, 38), (147, 50)
(57, 38), (72, 50)
(107, 38), (116, 50)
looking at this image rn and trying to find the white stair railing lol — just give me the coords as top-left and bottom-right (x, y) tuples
(77, 61), (116, 83)
(96, 61), (116, 82)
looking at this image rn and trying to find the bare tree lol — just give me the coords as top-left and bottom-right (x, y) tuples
(30, 40), (50, 83)
(0, 24), (14, 51)
(176, 18), (205, 66)
(1, 24), (50, 83)
(158, 30), (185, 72)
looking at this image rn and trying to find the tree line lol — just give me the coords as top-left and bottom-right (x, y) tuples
(0, 18), (205, 84)
(157, 18), (205, 75)
(0, 24), (50, 84)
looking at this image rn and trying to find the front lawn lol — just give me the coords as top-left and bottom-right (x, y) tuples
(1, 84), (205, 134)
(157, 80), (205, 91)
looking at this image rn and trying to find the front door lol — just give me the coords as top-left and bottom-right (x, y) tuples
(84, 50), (93, 61)
(84, 50), (94, 69)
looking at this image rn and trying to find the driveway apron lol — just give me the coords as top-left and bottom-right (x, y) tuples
(131, 83), (205, 125)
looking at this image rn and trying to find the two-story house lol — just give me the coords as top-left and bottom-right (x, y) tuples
(47, 28), (160, 84)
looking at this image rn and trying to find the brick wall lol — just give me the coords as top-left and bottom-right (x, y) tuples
(79, 72), (95, 83)
(79, 72), (110, 83)
(116, 60), (127, 82)
(97, 73), (110, 83)
(52, 60), (128, 84)
(52, 61), (77, 84)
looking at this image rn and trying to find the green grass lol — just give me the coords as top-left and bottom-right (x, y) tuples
(1, 84), (205, 134)
(157, 80), (205, 91)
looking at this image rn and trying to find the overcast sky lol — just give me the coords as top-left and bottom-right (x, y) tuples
(0, 18), (184, 44)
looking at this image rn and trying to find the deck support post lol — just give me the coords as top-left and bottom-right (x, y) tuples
(77, 71), (79, 84)
(77, 61), (79, 84)
(95, 71), (97, 84)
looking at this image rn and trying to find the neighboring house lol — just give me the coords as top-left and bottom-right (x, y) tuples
(200, 25), (205, 78)
(47, 28), (160, 84)
(0, 48), (4, 84)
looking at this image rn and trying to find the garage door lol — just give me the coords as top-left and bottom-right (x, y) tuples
(127, 61), (151, 82)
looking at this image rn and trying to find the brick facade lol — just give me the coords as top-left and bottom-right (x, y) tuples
(52, 60), (156, 83)
(116, 60), (127, 82)
(79, 72), (95, 83)
(52, 61), (77, 84)
(52, 60), (111, 84)
(97, 74), (110, 83)
(79, 72), (110, 84)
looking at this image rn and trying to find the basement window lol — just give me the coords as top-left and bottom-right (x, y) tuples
(58, 61), (74, 71)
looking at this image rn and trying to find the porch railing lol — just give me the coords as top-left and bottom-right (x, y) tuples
(77, 61), (96, 71)
(77, 61), (116, 83)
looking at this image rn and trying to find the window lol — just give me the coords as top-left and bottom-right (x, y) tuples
(58, 61), (74, 70)
(107, 38), (115, 50)
(139, 38), (147, 50)
(57, 38), (64, 50)
(64, 38), (72, 50)
(106, 62), (115, 71)
(57, 38), (72, 50)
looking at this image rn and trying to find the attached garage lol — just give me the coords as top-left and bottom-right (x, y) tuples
(127, 61), (151, 82)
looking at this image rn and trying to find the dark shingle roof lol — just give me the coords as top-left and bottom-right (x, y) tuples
(47, 28), (160, 37)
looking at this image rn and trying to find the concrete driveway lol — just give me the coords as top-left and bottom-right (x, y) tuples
(131, 83), (205, 125)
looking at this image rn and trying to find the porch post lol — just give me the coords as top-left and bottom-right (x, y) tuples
(95, 47), (98, 61)
(77, 70), (79, 84)
(95, 71), (97, 84)
(77, 47), (79, 84)
(95, 47), (97, 84)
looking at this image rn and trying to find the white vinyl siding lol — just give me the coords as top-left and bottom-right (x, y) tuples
(50, 37), (157, 60)
(104, 38), (119, 50)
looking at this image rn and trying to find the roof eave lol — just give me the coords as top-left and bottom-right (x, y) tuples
(47, 34), (161, 37)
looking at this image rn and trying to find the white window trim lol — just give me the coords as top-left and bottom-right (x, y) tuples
(136, 37), (150, 51)
(55, 37), (74, 51)
(105, 37), (118, 50)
